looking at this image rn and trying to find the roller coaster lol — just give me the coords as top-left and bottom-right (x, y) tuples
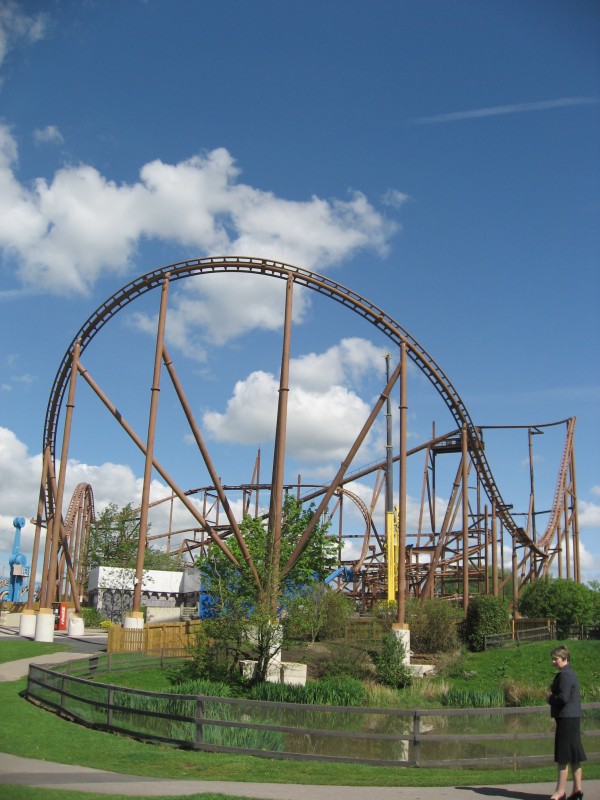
(25, 258), (580, 618)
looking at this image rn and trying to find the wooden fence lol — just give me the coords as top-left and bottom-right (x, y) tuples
(485, 618), (556, 650)
(26, 653), (600, 768)
(107, 620), (202, 653)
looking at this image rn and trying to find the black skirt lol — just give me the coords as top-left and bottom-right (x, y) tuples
(554, 717), (587, 764)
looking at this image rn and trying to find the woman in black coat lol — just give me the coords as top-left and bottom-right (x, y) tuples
(547, 645), (586, 800)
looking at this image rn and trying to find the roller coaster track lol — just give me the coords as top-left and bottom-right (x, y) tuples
(43, 257), (542, 556)
(64, 482), (96, 535)
(538, 417), (576, 550)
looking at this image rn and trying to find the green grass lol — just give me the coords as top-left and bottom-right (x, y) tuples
(445, 640), (600, 700)
(0, 640), (70, 664)
(1, 639), (599, 800)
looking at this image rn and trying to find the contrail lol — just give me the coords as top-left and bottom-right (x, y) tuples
(407, 96), (600, 125)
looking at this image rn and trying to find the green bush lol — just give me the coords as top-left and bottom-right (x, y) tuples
(320, 641), (373, 680)
(518, 577), (599, 637)
(462, 595), (510, 652)
(405, 598), (462, 653)
(371, 634), (412, 688)
(80, 607), (105, 628)
(317, 590), (354, 641)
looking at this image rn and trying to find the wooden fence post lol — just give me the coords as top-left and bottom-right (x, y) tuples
(413, 711), (421, 766)
(194, 698), (204, 749)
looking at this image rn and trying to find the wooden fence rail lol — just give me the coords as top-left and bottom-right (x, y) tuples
(26, 654), (600, 768)
(107, 620), (202, 653)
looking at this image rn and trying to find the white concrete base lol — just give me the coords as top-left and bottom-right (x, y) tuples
(67, 614), (85, 636)
(34, 608), (55, 642)
(391, 624), (411, 664)
(240, 660), (307, 686)
(18, 609), (37, 638)
(123, 611), (144, 629)
(410, 663), (435, 678)
(1, 612), (23, 627)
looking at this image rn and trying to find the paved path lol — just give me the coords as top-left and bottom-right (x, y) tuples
(1, 630), (597, 799)
(2, 753), (593, 800)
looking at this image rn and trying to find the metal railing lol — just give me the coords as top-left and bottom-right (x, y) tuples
(25, 653), (600, 768)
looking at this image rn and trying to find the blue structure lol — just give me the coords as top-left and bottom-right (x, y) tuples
(8, 516), (30, 602)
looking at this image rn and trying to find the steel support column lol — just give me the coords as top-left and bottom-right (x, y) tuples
(133, 275), (170, 612)
(397, 342), (407, 625)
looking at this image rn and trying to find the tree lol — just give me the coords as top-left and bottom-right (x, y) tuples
(196, 494), (337, 682)
(86, 502), (183, 572)
(518, 577), (599, 637)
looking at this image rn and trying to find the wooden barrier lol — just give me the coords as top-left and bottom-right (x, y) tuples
(107, 619), (201, 653)
(25, 654), (600, 768)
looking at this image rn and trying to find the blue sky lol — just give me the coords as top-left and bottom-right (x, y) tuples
(0, 0), (598, 587)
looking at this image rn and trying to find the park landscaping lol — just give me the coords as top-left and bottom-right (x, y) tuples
(2, 640), (599, 777)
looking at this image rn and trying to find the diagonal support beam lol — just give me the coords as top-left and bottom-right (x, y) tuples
(162, 345), (261, 587)
(76, 362), (241, 569)
(281, 357), (403, 578)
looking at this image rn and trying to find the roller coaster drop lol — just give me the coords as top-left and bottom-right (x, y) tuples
(26, 258), (580, 619)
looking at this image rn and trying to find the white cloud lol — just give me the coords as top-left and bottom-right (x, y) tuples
(33, 125), (64, 145)
(0, 128), (399, 296)
(591, 485), (600, 497)
(579, 498), (600, 528)
(0, 1), (47, 73)
(578, 541), (600, 581)
(202, 338), (389, 462)
(0, 427), (209, 577)
(131, 272), (313, 361)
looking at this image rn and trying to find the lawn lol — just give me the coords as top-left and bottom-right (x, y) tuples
(0, 639), (598, 800)
(0, 640), (70, 664)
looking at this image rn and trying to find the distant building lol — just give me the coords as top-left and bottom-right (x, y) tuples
(87, 566), (200, 622)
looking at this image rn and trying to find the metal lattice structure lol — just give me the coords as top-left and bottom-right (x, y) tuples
(27, 257), (580, 615)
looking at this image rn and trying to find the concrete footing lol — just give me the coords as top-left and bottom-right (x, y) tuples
(34, 608), (54, 642)
(18, 609), (37, 638)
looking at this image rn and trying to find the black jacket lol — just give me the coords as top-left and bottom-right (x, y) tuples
(548, 664), (582, 719)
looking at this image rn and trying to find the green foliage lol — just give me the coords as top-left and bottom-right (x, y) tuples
(283, 584), (353, 644)
(195, 495), (337, 682)
(316, 589), (354, 640)
(283, 584), (328, 643)
(441, 687), (504, 708)
(320, 642), (374, 680)
(518, 577), (600, 636)
(462, 595), (511, 652)
(198, 495), (337, 606)
(80, 607), (105, 628)
(249, 676), (366, 706)
(175, 621), (250, 684)
(86, 502), (184, 574)
(405, 598), (462, 653)
(371, 634), (412, 688)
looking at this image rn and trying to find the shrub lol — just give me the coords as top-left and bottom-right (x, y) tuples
(518, 577), (599, 637)
(316, 590), (354, 641)
(462, 595), (510, 652)
(320, 642), (373, 680)
(405, 598), (462, 653)
(80, 607), (105, 628)
(371, 634), (412, 688)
